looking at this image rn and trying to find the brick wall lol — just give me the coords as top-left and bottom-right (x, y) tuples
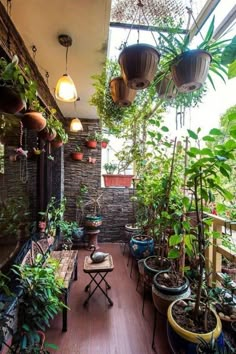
(64, 118), (135, 243)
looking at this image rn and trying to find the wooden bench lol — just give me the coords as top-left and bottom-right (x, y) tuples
(21, 240), (78, 332)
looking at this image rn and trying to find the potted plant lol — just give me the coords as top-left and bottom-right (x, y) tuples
(119, 43), (161, 90)
(51, 118), (68, 148)
(166, 126), (236, 352)
(109, 76), (136, 106)
(22, 98), (47, 132)
(157, 16), (229, 93)
(58, 220), (79, 250)
(39, 108), (58, 141)
(101, 137), (110, 149)
(102, 162), (134, 188)
(0, 55), (37, 114)
(71, 145), (83, 161)
(86, 131), (101, 148)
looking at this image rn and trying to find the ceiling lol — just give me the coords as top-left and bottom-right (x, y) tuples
(2, 0), (112, 119)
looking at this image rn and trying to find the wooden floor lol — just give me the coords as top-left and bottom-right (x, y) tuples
(46, 243), (171, 354)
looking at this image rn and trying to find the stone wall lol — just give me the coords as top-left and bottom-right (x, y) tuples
(64, 118), (135, 243)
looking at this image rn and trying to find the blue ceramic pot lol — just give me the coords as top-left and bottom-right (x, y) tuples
(130, 235), (154, 259)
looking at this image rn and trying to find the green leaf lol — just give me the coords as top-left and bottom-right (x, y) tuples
(168, 249), (180, 259)
(169, 234), (182, 246)
(200, 148), (213, 156)
(228, 60), (236, 79)
(202, 135), (215, 142)
(187, 129), (198, 140)
(161, 126), (169, 132)
(221, 36), (236, 65)
(209, 128), (223, 136)
(219, 166), (230, 179)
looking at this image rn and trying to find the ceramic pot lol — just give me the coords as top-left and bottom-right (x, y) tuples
(39, 128), (57, 141)
(109, 76), (136, 106)
(103, 174), (134, 188)
(22, 110), (46, 131)
(130, 235), (154, 259)
(101, 141), (108, 148)
(167, 299), (223, 354)
(171, 50), (211, 93)
(152, 271), (191, 316)
(85, 215), (102, 229)
(0, 85), (24, 114)
(119, 44), (160, 90)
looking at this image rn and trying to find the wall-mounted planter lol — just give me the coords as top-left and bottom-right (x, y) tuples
(86, 140), (97, 148)
(51, 140), (63, 148)
(109, 76), (136, 106)
(39, 128), (57, 142)
(101, 141), (108, 148)
(22, 110), (46, 131)
(119, 44), (160, 90)
(103, 174), (134, 188)
(0, 86), (24, 114)
(171, 49), (211, 93)
(71, 152), (83, 161)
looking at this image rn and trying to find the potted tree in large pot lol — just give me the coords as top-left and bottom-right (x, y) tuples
(166, 127), (236, 353)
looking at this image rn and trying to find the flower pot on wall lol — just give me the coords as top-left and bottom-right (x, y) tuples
(101, 141), (108, 148)
(51, 140), (63, 148)
(22, 110), (46, 131)
(86, 140), (97, 148)
(103, 174), (134, 188)
(0, 85), (25, 114)
(39, 128), (57, 142)
(71, 152), (83, 161)
(119, 44), (160, 90)
(171, 50), (211, 93)
(109, 76), (136, 106)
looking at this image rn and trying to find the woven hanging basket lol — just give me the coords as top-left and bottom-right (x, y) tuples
(119, 44), (160, 90)
(109, 76), (136, 106)
(171, 50), (211, 93)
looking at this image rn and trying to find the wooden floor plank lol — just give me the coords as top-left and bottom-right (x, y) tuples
(46, 243), (171, 354)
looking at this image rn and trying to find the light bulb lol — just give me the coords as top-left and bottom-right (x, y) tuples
(55, 74), (77, 102)
(70, 118), (83, 132)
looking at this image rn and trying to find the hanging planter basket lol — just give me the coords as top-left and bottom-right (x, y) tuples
(119, 43), (160, 90)
(171, 50), (211, 93)
(109, 76), (136, 107)
(21, 110), (46, 132)
(39, 128), (57, 142)
(156, 74), (177, 99)
(51, 139), (63, 148)
(0, 85), (25, 114)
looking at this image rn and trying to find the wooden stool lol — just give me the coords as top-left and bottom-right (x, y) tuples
(83, 255), (114, 306)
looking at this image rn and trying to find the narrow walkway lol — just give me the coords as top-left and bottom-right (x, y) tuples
(46, 243), (171, 354)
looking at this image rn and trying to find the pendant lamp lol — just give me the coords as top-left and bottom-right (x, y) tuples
(70, 118), (83, 132)
(55, 34), (77, 102)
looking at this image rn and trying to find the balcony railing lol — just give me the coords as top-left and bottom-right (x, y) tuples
(205, 213), (236, 286)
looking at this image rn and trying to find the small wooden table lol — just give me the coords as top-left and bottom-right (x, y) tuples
(83, 255), (114, 306)
(51, 250), (78, 331)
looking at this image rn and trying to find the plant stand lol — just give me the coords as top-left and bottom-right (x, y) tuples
(86, 229), (100, 250)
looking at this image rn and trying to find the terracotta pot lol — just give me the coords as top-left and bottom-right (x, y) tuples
(0, 85), (25, 114)
(22, 110), (46, 131)
(119, 43), (160, 90)
(103, 174), (134, 187)
(71, 152), (83, 161)
(109, 76), (136, 106)
(39, 128), (57, 141)
(171, 50), (211, 93)
(86, 140), (97, 148)
(156, 74), (177, 99)
(51, 140), (63, 148)
(101, 141), (108, 148)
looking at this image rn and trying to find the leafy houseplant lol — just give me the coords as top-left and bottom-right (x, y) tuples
(39, 108), (58, 141)
(38, 197), (66, 238)
(71, 144), (83, 161)
(11, 254), (63, 353)
(0, 55), (37, 114)
(50, 117), (68, 148)
(58, 220), (78, 250)
(101, 137), (110, 149)
(22, 98), (47, 132)
(102, 162), (134, 188)
(104, 162), (117, 174)
(86, 131), (101, 148)
(157, 16), (229, 93)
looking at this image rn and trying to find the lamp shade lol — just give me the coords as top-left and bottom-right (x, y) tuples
(70, 118), (83, 132)
(55, 74), (77, 102)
